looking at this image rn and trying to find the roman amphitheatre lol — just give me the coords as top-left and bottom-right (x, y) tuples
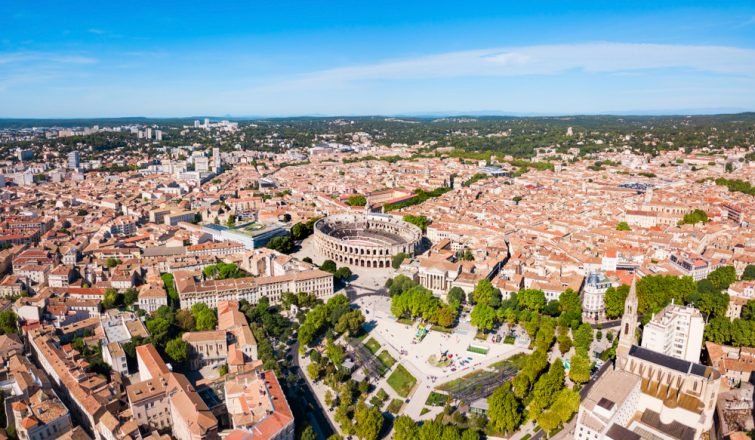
(313, 213), (422, 268)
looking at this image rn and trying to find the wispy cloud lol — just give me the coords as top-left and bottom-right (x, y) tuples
(258, 42), (755, 91)
(0, 52), (97, 65)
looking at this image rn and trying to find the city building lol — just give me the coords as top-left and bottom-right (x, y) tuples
(224, 370), (294, 440)
(67, 151), (81, 170)
(581, 271), (612, 322)
(641, 302), (705, 363)
(574, 278), (721, 440)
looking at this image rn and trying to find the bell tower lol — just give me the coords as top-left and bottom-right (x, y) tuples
(616, 274), (639, 371)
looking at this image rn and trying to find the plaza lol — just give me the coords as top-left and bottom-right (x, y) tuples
(352, 295), (529, 419)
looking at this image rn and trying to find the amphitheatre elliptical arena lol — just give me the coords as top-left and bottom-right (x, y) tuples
(313, 213), (422, 268)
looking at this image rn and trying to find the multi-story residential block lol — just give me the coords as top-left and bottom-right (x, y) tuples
(224, 370), (294, 440)
(641, 302), (705, 363)
(138, 284), (168, 313)
(12, 390), (73, 440)
(175, 268), (333, 310)
(581, 271), (612, 322)
(182, 330), (228, 370)
(727, 280), (755, 320)
(129, 344), (218, 440)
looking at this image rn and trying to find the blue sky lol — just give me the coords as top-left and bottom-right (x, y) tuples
(2, 1), (755, 117)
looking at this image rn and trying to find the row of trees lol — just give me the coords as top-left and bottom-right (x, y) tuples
(489, 350), (581, 435)
(605, 267), (741, 320)
(297, 294), (365, 347)
(388, 276), (462, 328)
(393, 416), (481, 440)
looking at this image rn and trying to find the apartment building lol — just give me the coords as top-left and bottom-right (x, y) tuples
(175, 268), (333, 310)
(641, 302), (705, 363)
(182, 330), (228, 370)
(224, 370), (294, 440)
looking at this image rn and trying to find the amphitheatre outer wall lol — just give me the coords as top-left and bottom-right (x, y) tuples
(313, 213), (422, 268)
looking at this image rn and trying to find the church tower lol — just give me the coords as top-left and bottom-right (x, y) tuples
(616, 274), (639, 371)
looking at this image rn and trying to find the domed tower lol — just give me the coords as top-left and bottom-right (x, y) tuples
(616, 275), (639, 371)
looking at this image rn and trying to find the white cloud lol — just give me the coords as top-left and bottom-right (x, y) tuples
(0, 52), (96, 65)
(261, 42), (755, 90)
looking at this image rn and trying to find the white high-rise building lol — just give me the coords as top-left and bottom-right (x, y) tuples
(194, 120), (200, 128)
(155, 130), (163, 141)
(67, 151), (80, 169)
(145, 128), (152, 139)
(641, 302), (705, 363)
(204, 118), (210, 128)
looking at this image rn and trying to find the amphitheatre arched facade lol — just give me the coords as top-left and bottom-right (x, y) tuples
(313, 213), (422, 268)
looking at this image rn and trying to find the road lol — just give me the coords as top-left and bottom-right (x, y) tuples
(285, 340), (336, 439)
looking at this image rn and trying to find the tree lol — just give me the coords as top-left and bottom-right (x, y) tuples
(393, 416), (418, 440)
(471, 279), (501, 307)
(487, 384), (522, 434)
(325, 341), (345, 367)
(165, 337), (189, 363)
(447, 287), (466, 305)
(403, 215), (429, 232)
(105, 258), (120, 268)
(559, 288), (582, 325)
(529, 360), (565, 415)
(346, 195), (367, 207)
(226, 214), (236, 227)
(436, 306), (457, 328)
(417, 421), (444, 440)
(637, 275), (696, 315)
(124, 288), (139, 306)
(707, 266), (737, 290)
(742, 300), (755, 321)
(335, 266), (352, 281)
(161, 273), (179, 306)
(604, 285), (629, 319)
(392, 252), (409, 269)
(678, 209), (709, 225)
(461, 430), (479, 440)
(102, 288), (122, 310)
(307, 361), (322, 381)
(321, 260), (337, 273)
(470, 303), (496, 331)
(518, 289), (546, 312)
(616, 221), (631, 231)
(301, 426), (317, 440)
(353, 400), (383, 440)
(0, 311), (18, 335)
(743, 265), (755, 281)
(557, 326), (572, 355)
(176, 309), (196, 331)
(266, 235), (294, 254)
(191, 303), (217, 331)
(335, 310), (365, 335)
(569, 352), (592, 384)
(535, 388), (580, 433)
(573, 323), (594, 352)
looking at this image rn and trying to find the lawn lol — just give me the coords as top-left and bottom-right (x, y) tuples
(377, 350), (396, 369)
(387, 364), (417, 397)
(364, 337), (381, 354)
(386, 398), (404, 414)
(467, 344), (489, 355)
(425, 391), (449, 407)
(503, 335), (516, 344)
